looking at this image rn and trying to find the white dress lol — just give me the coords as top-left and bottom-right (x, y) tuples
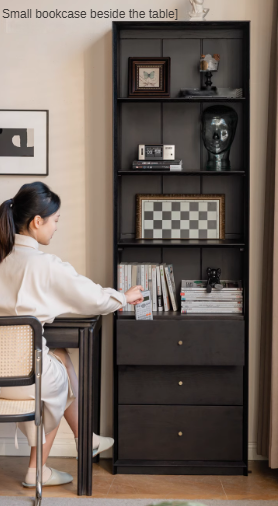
(0, 233), (126, 446)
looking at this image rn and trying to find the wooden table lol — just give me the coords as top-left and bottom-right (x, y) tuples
(44, 314), (102, 495)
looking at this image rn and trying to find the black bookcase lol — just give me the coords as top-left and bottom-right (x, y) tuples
(112, 21), (250, 476)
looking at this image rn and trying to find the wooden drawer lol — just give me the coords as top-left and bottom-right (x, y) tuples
(118, 405), (243, 461)
(118, 366), (243, 405)
(117, 320), (245, 366)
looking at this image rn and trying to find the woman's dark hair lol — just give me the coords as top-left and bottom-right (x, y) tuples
(0, 182), (60, 263)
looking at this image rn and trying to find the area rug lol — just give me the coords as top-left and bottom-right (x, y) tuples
(1, 500), (278, 505)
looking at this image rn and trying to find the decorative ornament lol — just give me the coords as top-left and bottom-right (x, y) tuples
(189, 0), (209, 21)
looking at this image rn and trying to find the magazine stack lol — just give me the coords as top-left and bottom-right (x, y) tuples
(180, 280), (243, 314)
(117, 262), (178, 312)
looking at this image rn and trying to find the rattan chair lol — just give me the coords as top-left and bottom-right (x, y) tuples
(0, 316), (43, 506)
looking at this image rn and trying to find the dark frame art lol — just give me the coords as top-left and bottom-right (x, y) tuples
(0, 109), (49, 176)
(128, 57), (171, 97)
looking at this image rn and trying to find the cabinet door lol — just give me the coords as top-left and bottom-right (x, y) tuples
(118, 405), (243, 461)
(117, 320), (245, 366)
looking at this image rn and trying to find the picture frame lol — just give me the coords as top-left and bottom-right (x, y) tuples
(136, 194), (225, 240)
(128, 57), (171, 97)
(0, 109), (49, 175)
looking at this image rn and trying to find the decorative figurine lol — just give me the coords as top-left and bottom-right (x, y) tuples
(189, 0), (209, 21)
(180, 53), (220, 97)
(202, 105), (238, 171)
(206, 267), (223, 293)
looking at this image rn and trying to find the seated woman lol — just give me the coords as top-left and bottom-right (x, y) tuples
(0, 181), (143, 487)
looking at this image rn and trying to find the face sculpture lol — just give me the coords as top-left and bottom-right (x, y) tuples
(202, 105), (238, 171)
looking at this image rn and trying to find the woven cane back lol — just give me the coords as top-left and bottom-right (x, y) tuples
(0, 325), (34, 378)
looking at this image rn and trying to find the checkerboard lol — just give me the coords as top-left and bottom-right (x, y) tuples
(142, 199), (220, 239)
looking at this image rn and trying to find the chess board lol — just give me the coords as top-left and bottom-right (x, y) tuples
(139, 198), (223, 239)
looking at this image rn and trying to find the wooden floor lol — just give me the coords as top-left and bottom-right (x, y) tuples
(0, 458), (277, 499)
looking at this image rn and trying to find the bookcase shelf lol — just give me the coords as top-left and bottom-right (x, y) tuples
(113, 20), (249, 477)
(117, 97), (246, 103)
(118, 238), (245, 248)
(117, 311), (245, 321)
(118, 170), (246, 176)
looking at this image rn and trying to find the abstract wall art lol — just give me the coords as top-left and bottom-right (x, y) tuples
(0, 110), (48, 175)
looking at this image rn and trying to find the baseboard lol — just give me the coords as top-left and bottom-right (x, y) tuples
(248, 442), (268, 461)
(0, 437), (266, 461)
(0, 436), (112, 458)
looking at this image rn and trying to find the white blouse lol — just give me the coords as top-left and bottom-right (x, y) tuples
(0, 233), (126, 354)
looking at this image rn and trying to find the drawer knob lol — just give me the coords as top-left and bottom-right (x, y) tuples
(178, 431), (183, 436)
(178, 340), (183, 346)
(178, 381), (183, 386)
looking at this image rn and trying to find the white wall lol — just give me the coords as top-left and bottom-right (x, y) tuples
(0, 0), (273, 460)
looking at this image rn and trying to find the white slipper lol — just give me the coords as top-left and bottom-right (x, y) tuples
(93, 435), (114, 457)
(75, 435), (114, 459)
(22, 467), (73, 487)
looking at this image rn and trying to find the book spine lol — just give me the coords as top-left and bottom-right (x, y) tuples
(169, 264), (178, 310)
(181, 302), (243, 308)
(144, 264), (148, 290)
(117, 264), (124, 312)
(181, 308), (242, 314)
(152, 266), (157, 312)
(156, 265), (163, 311)
(140, 265), (145, 287)
(137, 265), (141, 285)
(165, 265), (177, 311)
(124, 265), (128, 311)
(160, 264), (170, 311)
(181, 294), (243, 300)
(127, 264), (132, 311)
(148, 265), (152, 305)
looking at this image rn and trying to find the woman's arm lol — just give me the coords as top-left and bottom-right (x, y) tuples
(46, 254), (128, 316)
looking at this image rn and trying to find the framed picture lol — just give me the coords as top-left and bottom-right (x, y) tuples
(136, 194), (225, 240)
(0, 109), (49, 175)
(128, 57), (171, 97)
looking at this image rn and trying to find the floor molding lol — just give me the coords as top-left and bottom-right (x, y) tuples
(0, 437), (267, 461)
(0, 436), (113, 458)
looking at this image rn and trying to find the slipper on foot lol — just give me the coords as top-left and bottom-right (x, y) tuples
(22, 467), (73, 488)
(76, 435), (114, 459)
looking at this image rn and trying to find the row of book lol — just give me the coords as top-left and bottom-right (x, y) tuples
(180, 280), (243, 314)
(117, 263), (178, 312)
(132, 159), (183, 171)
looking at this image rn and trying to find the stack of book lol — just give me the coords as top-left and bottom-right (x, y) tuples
(118, 262), (178, 312)
(132, 160), (183, 171)
(180, 280), (243, 314)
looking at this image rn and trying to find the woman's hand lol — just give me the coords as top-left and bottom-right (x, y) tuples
(125, 285), (144, 305)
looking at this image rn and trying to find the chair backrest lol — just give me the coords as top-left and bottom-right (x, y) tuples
(0, 316), (42, 387)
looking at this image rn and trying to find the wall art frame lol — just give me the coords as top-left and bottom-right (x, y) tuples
(0, 109), (49, 176)
(136, 194), (225, 240)
(128, 57), (171, 97)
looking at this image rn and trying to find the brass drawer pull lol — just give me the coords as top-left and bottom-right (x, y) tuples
(178, 431), (183, 436)
(178, 340), (183, 346)
(178, 381), (183, 386)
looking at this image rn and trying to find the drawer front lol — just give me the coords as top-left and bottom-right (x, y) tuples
(117, 320), (245, 365)
(118, 405), (243, 461)
(118, 366), (243, 405)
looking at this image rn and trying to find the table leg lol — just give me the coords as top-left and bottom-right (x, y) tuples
(78, 328), (90, 495)
(92, 325), (102, 464)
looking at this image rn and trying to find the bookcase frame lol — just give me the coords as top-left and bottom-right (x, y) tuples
(112, 20), (250, 476)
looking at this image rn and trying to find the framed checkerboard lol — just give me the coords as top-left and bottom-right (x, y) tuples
(136, 194), (225, 240)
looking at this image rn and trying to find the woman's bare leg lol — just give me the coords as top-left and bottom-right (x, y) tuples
(28, 424), (60, 468)
(52, 348), (79, 437)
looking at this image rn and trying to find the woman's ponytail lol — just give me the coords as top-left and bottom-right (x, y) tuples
(0, 182), (60, 264)
(0, 198), (16, 263)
